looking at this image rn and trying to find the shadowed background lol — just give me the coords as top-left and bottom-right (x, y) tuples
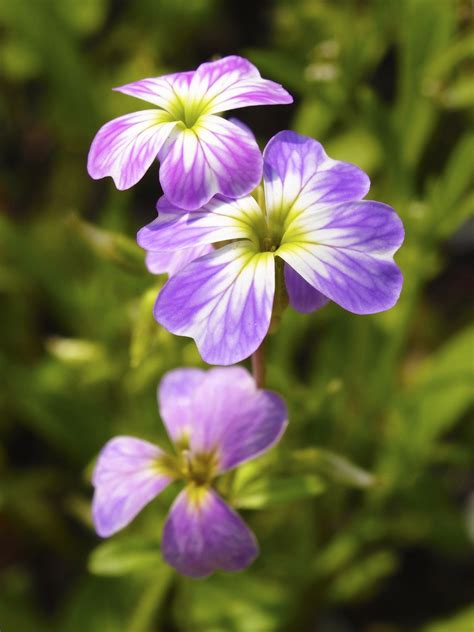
(0, 0), (473, 630)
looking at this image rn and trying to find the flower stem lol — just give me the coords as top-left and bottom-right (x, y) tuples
(251, 340), (266, 388)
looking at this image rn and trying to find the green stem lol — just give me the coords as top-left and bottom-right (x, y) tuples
(128, 568), (172, 632)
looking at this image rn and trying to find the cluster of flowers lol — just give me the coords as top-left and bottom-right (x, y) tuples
(88, 56), (404, 577)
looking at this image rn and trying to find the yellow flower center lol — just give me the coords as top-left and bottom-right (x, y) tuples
(250, 184), (286, 253)
(179, 449), (220, 486)
(172, 96), (205, 130)
(154, 442), (220, 487)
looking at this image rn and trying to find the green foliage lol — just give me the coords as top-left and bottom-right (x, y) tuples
(233, 473), (326, 509)
(420, 605), (474, 632)
(0, 0), (472, 630)
(89, 536), (164, 577)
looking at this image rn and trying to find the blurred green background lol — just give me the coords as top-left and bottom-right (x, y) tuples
(1, 0), (473, 630)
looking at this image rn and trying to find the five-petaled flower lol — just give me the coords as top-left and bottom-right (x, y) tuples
(138, 131), (405, 365)
(87, 56), (292, 210)
(92, 367), (287, 578)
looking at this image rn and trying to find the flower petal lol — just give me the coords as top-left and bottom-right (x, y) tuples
(87, 110), (177, 190)
(155, 242), (275, 365)
(158, 116), (263, 211)
(114, 71), (194, 119)
(157, 368), (207, 445)
(137, 194), (263, 253)
(191, 55), (292, 115)
(92, 437), (173, 537)
(186, 367), (288, 472)
(277, 201), (404, 314)
(145, 245), (213, 276)
(227, 117), (256, 139)
(284, 264), (329, 313)
(161, 487), (258, 578)
(263, 131), (370, 225)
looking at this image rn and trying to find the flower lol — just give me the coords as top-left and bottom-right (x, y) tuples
(145, 244), (213, 277)
(143, 118), (253, 277)
(87, 56), (292, 210)
(138, 131), (405, 365)
(92, 367), (288, 578)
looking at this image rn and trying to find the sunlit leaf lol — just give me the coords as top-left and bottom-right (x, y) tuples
(420, 605), (474, 632)
(89, 536), (163, 576)
(233, 474), (325, 509)
(440, 76), (474, 110)
(291, 448), (376, 488)
(67, 213), (145, 273)
(130, 285), (163, 368)
(328, 550), (398, 603)
(46, 337), (106, 365)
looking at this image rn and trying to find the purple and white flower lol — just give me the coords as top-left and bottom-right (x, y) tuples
(87, 56), (292, 210)
(138, 131), (405, 365)
(92, 367), (288, 578)
(145, 244), (213, 277)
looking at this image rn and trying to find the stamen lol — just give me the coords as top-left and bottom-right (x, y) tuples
(179, 449), (219, 486)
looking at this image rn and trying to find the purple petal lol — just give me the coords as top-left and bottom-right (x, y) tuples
(161, 487), (258, 578)
(154, 242), (275, 365)
(284, 264), (329, 313)
(192, 55), (292, 114)
(186, 367), (288, 472)
(227, 117), (255, 139)
(263, 131), (370, 223)
(114, 71), (194, 119)
(157, 368), (207, 445)
(145, 244), (213, 276)
(87, 110), (177, 190)
(278, 201), (404, 314)
(92, 437), (173, 537)
(158, 116), (263, 211)
(137, 194), (262, 253)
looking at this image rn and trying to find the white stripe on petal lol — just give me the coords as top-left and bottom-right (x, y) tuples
(159, 117), (263, 210)
(189, 56), (292, 115)
(155, 242), (275, 365)
(87, 110), (177, 190)
(114, 72), (194, 119)
(278, 199), (404, 314)
(138, 194), (263, 252)
(263, 131), (370, 227)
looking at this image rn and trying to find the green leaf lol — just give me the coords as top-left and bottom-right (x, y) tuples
(185, 572), (288, 632)
(379, 326), (474, 485)
(130, 285), (164, 368)
(66, 213), (145, 273)
(244, 48), (307, 94)
(56, 576), (145, 632)
(396, 0), (455, 168)
(325, 128), (382, 173)
(441, 76), (474, 110)
(420, 605), (474, 632)
(127, 567), (173, 632)
(433, 132), (474, 215)
(426, 32), (474, 84)
(291, 448), (376, 488)
(328, 550), (398, 603)
(437, 191), (474, 240)
(45, 337), (106, 366)
(57, 0), (107, 35)
(293, 98), (335, 139)
(88, 536), (163, 577)
(233, 474), (325, 509)
(407, 325), (474, 442)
